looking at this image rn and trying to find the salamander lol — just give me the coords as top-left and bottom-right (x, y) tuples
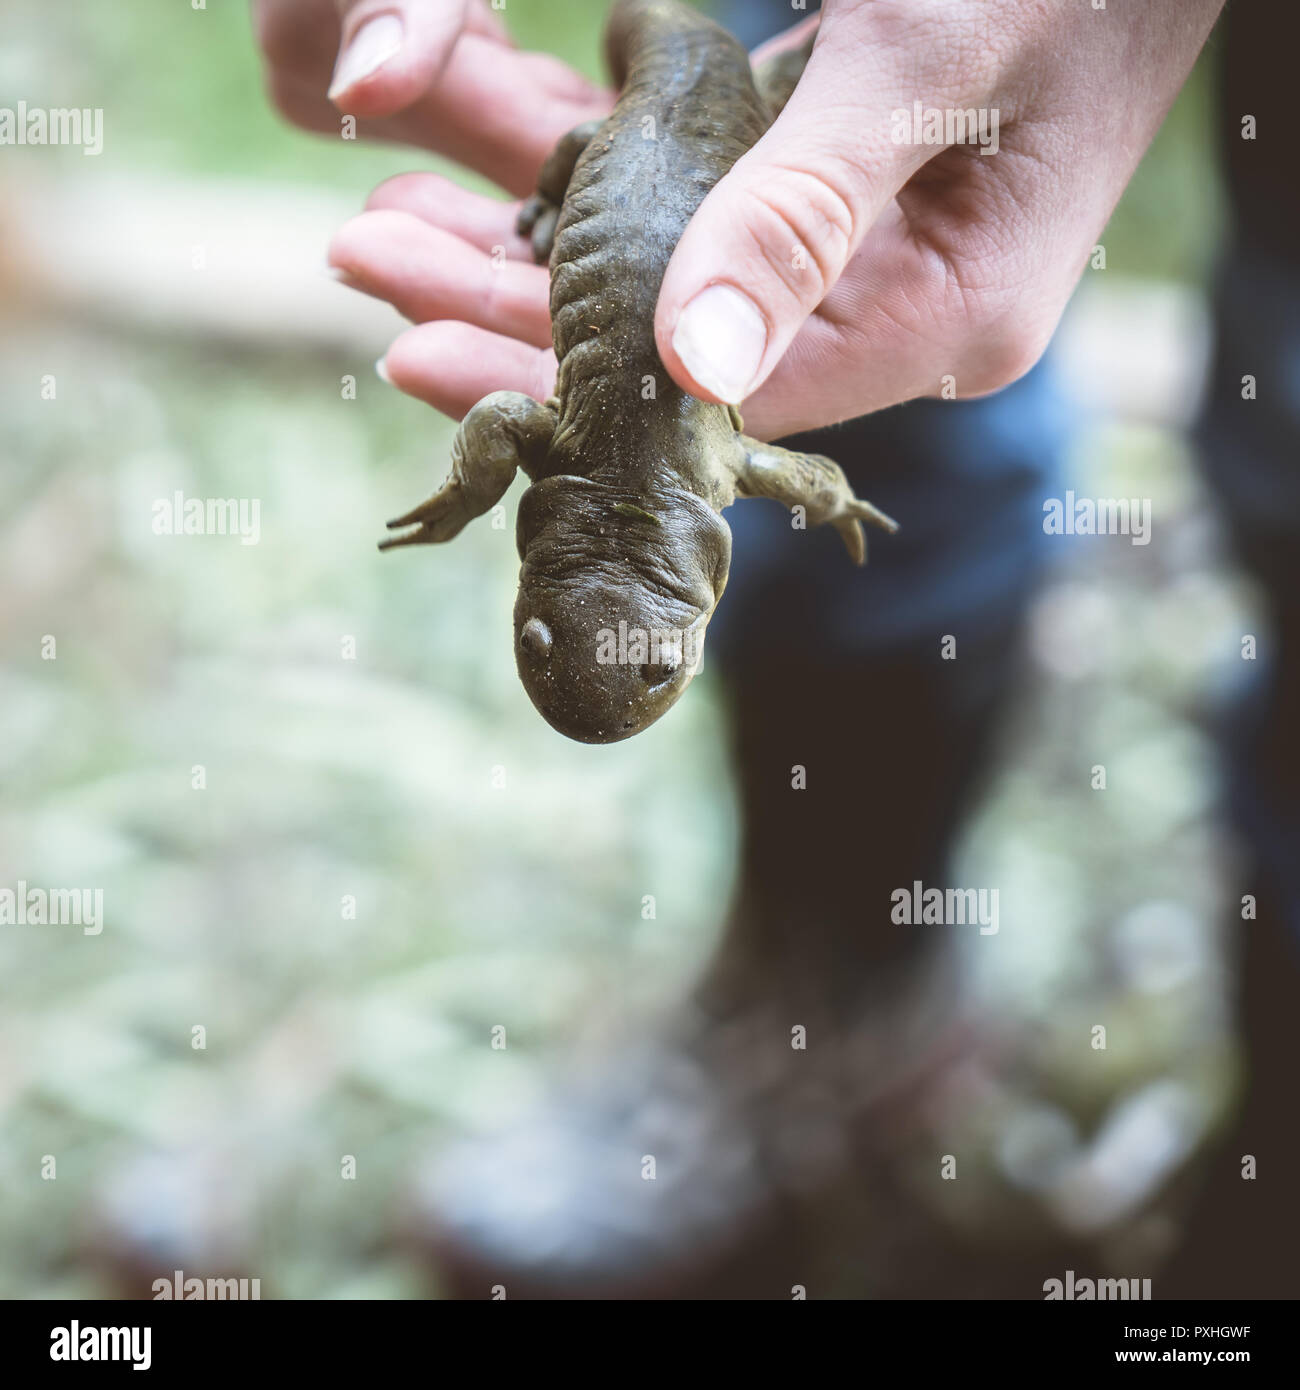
(381, 0), (896, 743)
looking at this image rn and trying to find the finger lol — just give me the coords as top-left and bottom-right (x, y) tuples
(735, 221), (941, 439)
(654, 2), (944, 405)
(268, 36), (610, 194)
(380, 321), (558, 421)
(364, 172), (534, 260)
(401, 38), (611, 194)
(254, 0), (345, 80)
(329, 0), (477, 116)
(733, 185), (1045, 440)
(329, 209), (553, 346)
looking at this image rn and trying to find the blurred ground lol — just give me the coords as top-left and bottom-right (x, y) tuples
(0, 0), (1257, 1297)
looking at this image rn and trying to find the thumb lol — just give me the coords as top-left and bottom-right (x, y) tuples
(655, 28), (925, 406)
(329, 0), (501, 117)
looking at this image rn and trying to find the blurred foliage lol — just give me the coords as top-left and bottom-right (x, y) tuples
(0, 319), (734, 1297)
(1103, 54), (1224, 284)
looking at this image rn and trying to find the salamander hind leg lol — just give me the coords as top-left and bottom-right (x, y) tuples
(731, 436), (898, 566)
(516, 118), (604, 264)
(380, 392), (556, 551)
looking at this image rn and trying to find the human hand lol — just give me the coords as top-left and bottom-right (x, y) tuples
(252, 0), (610, 194)
(655, 0), (1225, 436)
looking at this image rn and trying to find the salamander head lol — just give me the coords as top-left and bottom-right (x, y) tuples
(513, 475), (731, 743)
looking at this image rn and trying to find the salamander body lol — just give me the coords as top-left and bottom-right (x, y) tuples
(382, 0), (895, 742)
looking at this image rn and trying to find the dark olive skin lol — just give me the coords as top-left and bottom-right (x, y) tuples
(512, 474), (731, 741)
(381, 0), (896, 743)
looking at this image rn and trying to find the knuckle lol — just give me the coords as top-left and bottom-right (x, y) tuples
(964, 316), (1050, 394)
(326, 212), (374, 268)
(365, 173), (421, 211)
(941, 247), (1057, 395)
(741, 163), (859, 308)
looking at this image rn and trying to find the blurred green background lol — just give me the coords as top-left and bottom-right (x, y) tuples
(0, 0), (1247, 1298)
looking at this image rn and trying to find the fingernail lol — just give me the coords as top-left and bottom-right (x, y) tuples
(670, 284), (767, 404)
(375, 356), (393, 385)
(329, 13), (404, 101)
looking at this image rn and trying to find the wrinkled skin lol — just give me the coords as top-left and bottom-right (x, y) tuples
(513, 475), (731, 740)
(382, 0), (895, 742)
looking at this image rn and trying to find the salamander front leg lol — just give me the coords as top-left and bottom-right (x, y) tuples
(380, 391), (556, 551)
(731, 436), (898, 565)
(516, 118), (604, 264)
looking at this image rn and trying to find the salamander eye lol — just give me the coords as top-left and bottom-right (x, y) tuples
(519, 617), (552, 659)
